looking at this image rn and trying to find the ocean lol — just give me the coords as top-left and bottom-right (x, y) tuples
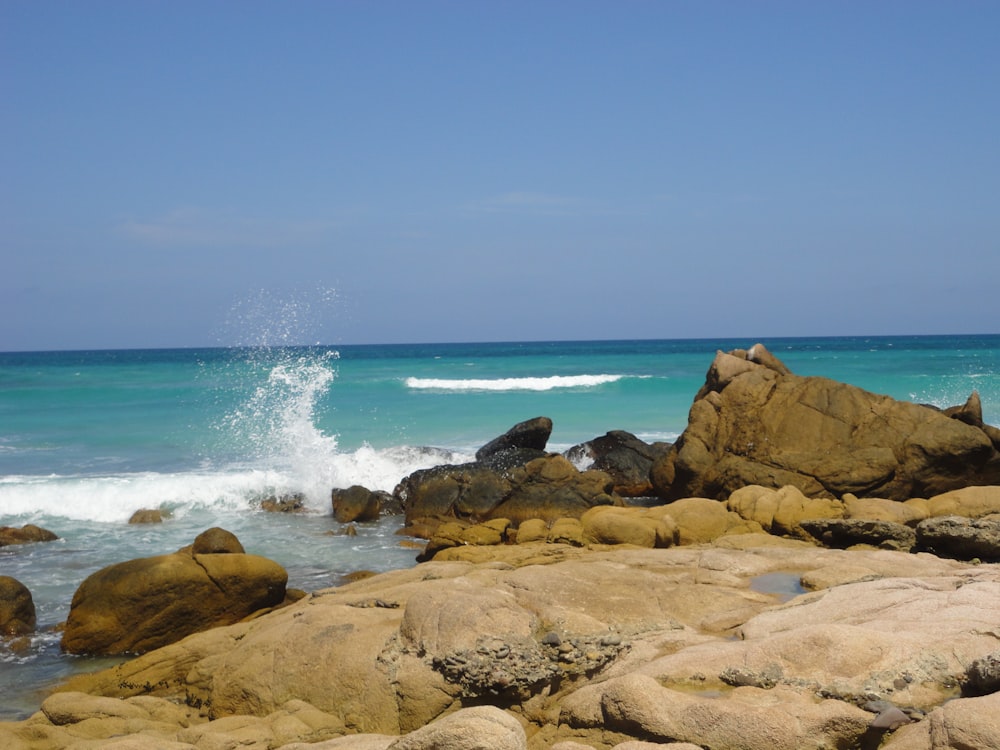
(1, 334), (998, 719)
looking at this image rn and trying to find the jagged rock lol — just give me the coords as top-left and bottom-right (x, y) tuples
(653, 344), (1000, 501)
(61, 531), (287, 655)
(565, 430), (670, 497)
(0, 576), (36, 636)
(915, 515), (1000, 561)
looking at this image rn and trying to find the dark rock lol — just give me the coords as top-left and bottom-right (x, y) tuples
(475, 416), (552, 461)
(915, 515), (1000, 561)
(652, 343), (1000, 501)
(799, 518), (916, 551)
(0, 576), (36, 636)
(964, 651), (1000, 696)
(0, 524), (59, 547)
(565, 430), (671, 497)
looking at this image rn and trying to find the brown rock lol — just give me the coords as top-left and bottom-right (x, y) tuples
(654, 346), (1000, 501)
(728, 484), (844, 539)
(332, 485), (384, 523)
(660, 496), (763, 544)
(128, 509), (164, 524)
(191, 527), (244, 554)
(0, 523), (59, 546)
(61, 548), (287, 655)
(581, 506), (677, 548)
(0, 576), (36, 636)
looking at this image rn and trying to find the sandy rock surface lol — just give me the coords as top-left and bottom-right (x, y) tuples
(3, 534), (998, 750)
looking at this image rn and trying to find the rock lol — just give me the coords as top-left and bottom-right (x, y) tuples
(843, 494), (929, 525)
(128, 508), (164, 523)
(15, 542), (995, 750)
(727, 484), (844, 539)
(927, 485), (1000, 518)
(398, 452), (620, 528)
(915, 515), (1000, 561)
(261, 493), (306, 512)
(0, 523), (59, 546)
(475, 416), (552, 462)
(799, 518), (916, 551)
(191, 526), (245, 554)
(60, 537), (287, 655)
(388, 705), (526, 750)
(581, 506), (677, 548)
(653, 345), (1000, 501)
(660, 496), (763, 544)
(565, 430), (670, 497)
(927, 690), (1000, 749)
(0, 576), (36, 636)
(332, 486), (385, 523)
(964, 651), (1000, 696)
(588, 672), (872, 750)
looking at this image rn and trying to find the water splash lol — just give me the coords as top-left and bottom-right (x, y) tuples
(218, 348), (341, 505)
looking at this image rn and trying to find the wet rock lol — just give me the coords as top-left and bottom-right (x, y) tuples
(0, 523), (59, 547)
(128, 508), (165, 523)
(0, 576), (36, 636)
(565, 430), (671, 497)
(476, 416), (552, 462)
(332, 485), (386, 522)
(261, 493), (306, 512)
(191, 526), (245, 554)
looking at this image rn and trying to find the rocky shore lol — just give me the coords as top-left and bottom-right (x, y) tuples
(2, 344), (999, 749)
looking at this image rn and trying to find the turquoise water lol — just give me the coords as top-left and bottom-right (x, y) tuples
(1, 334), (998, 718)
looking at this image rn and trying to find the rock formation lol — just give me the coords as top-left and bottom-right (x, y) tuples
(653, 343), (1000, 501)
(60, 529), (288, 655)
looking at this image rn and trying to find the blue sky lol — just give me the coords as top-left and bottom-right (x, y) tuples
(3, 1), (998, 351)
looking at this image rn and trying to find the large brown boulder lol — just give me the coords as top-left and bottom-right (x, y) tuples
(0, 576), (36, 636)
(60, 532), (288, 655)
(654, 344), (1000, 501)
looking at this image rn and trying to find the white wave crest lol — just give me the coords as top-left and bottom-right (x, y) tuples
(0, 444), (471, 524)
(405, 374), (625, 392)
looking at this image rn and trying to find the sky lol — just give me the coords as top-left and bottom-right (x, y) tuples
(2, 1), (999, 351)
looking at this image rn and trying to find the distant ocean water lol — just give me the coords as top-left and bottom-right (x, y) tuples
(1, 334), (998, 718)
